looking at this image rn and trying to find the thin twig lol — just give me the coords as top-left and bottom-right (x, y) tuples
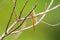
(5, 0), (17, 34)
(13, 0), (18, 19)
(19, 0), (28, 19)
(41, 21), (60, 26)
(46, 0), (54, 10)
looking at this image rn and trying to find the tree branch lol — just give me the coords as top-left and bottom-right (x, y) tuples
(5, 0), (17, 34)
(0, 0), (60, 40)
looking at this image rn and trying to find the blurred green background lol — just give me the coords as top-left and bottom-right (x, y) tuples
(0, 0), (60, 40)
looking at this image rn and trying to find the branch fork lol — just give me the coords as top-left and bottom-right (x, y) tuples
(0, 0), (60, 40)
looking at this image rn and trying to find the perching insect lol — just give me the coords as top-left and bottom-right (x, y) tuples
(31, 11), (35, 31)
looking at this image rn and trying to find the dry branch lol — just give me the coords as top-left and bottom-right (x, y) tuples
(0, 0), (60, 40)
